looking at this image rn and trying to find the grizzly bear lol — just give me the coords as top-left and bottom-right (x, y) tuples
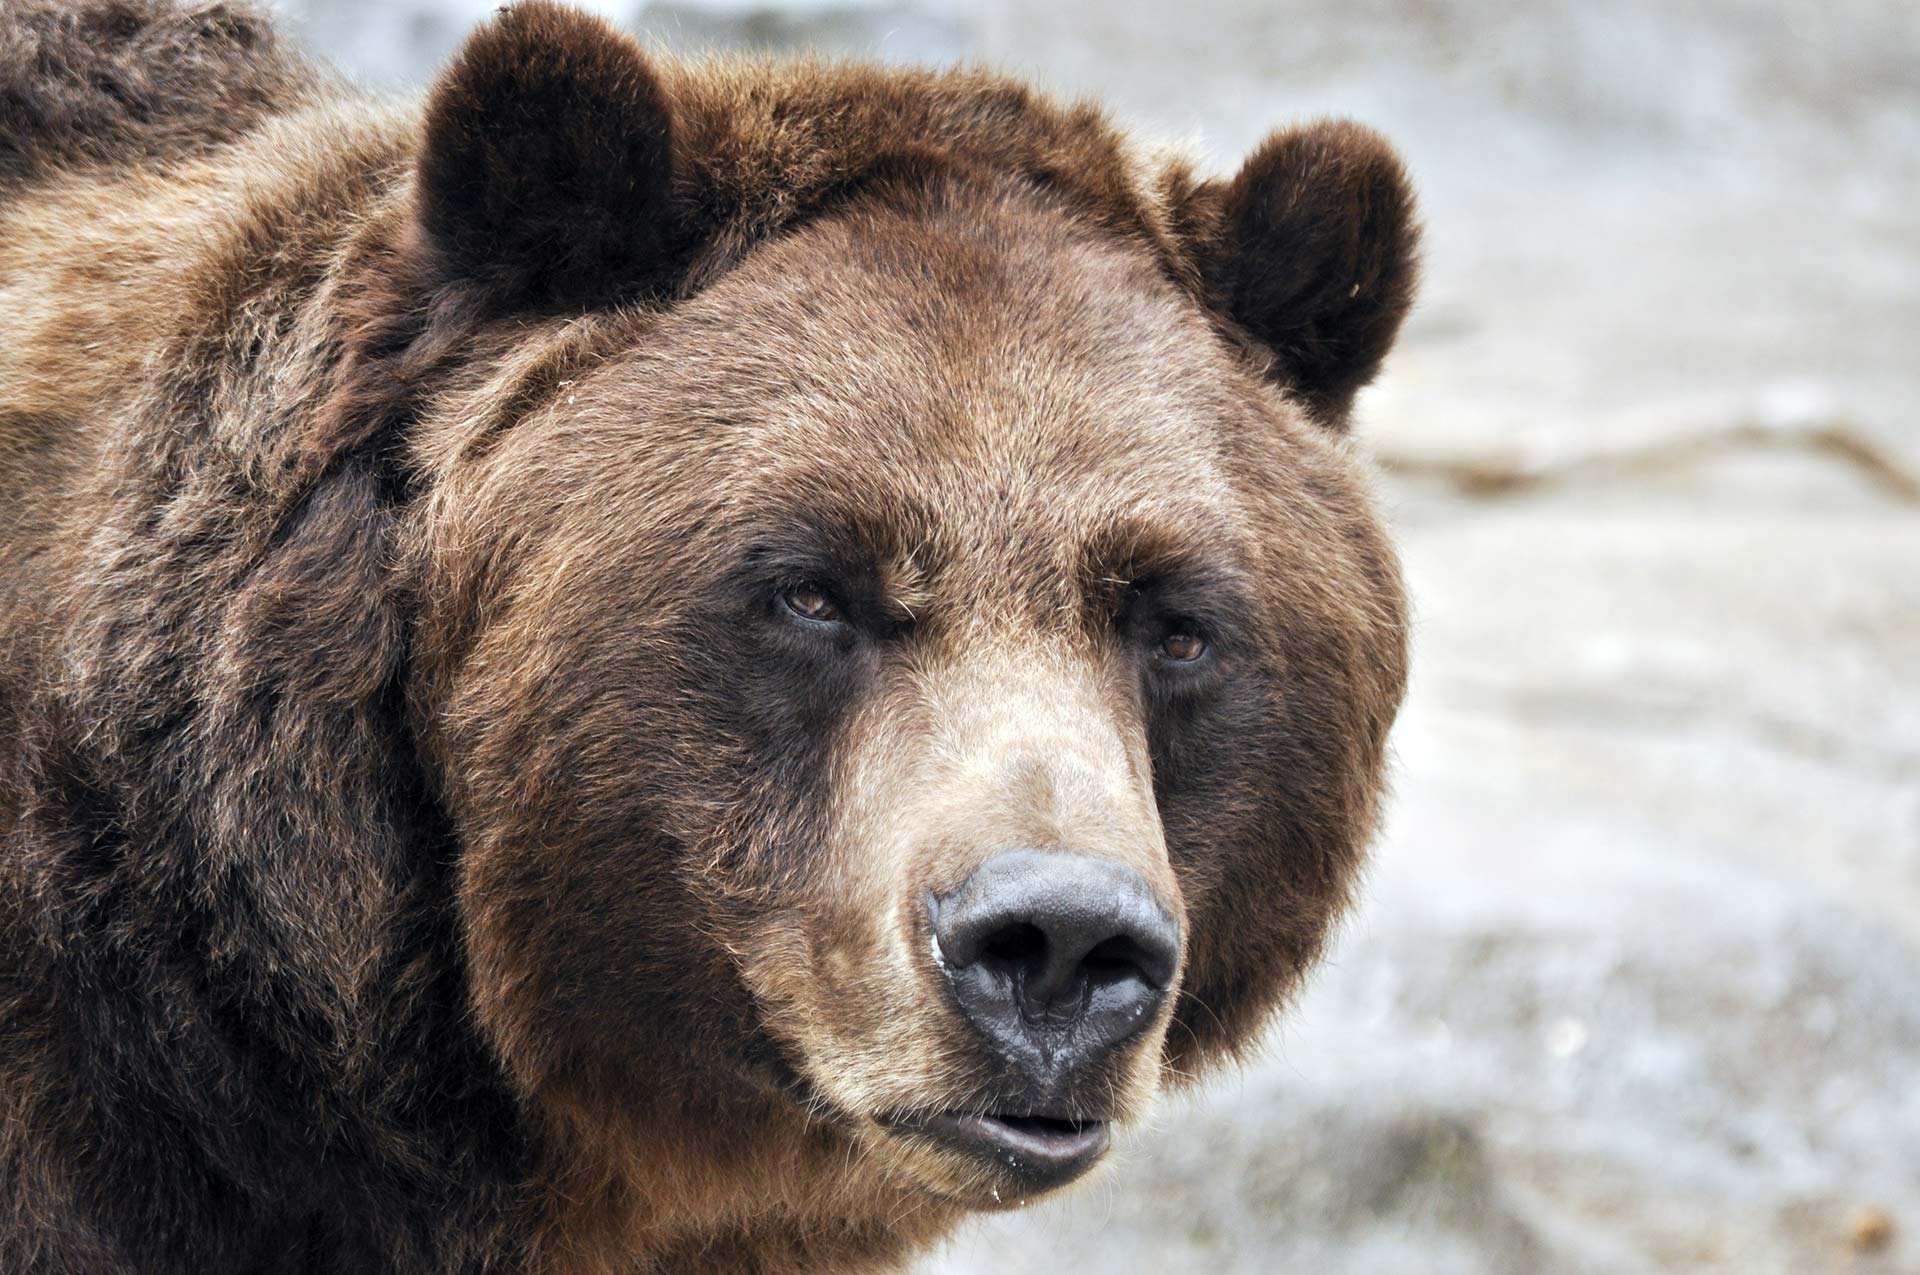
(0, 1), (1419, 1271)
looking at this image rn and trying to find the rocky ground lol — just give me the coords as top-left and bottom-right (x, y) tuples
(279, 1), (1920, 1269)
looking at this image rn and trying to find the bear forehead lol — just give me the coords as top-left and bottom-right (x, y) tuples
(536, 187), (1285, 564)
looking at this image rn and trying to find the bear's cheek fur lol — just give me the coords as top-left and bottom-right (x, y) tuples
(417, 538), (769, 1107)
(1147, 483), (1411, 1072)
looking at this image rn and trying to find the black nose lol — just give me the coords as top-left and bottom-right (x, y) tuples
(931, 850), (1180, 1069)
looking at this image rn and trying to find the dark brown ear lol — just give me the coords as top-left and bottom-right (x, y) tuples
(418, 1), (675, 312)
(1197, 121), (1420, 427)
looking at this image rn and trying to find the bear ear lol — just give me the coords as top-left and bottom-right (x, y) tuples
(417, 2), (676, 312)
(1197, 121), (1420, 428)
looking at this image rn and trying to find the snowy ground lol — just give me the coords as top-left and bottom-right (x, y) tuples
(277, 1), (1920, 1269)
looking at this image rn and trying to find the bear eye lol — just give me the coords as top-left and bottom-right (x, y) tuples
(781, 585), (845, 626)
(1158, 630), (1207, 663)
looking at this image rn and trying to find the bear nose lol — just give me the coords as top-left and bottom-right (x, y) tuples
(931, 850), (1180, 1066)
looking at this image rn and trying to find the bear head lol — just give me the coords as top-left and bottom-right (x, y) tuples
(340, 0), (1416, 1250)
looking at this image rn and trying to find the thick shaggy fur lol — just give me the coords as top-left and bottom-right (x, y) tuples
(0, 4), (1420, 1272)
(0, 0), (319, 184)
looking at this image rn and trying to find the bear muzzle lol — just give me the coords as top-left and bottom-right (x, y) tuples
(876, 850), (1182, 1192)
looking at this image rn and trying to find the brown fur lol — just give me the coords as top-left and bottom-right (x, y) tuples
(1, 4), (1418, 1272)
(0, 0), (322, 184)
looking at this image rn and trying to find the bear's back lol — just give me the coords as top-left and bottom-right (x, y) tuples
(0, 0), (320, 195)
(0, 3), (390, 767)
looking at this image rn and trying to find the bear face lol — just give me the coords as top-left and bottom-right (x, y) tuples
(393, 5), (1414, 1232)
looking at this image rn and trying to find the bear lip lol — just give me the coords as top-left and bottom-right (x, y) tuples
(875, 1108), (1112, 1193)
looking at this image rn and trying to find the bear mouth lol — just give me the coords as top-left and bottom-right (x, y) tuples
(876, 1108), (1112, 1194)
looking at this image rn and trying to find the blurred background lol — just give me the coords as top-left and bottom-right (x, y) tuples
(269, 1), (1919, 1270)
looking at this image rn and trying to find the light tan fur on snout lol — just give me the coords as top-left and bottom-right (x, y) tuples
(745, 631), (1182, 1200)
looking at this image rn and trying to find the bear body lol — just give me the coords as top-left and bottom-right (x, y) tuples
(0, 3), (1418, 1272)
